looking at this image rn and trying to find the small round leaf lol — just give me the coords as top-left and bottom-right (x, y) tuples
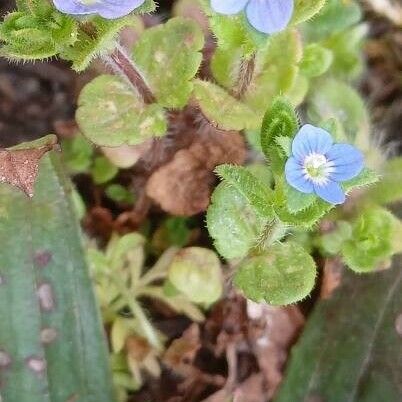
(234, 242), (317, 305)
(168, 247), (223, 304)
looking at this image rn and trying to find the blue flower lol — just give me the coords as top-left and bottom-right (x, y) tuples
(285, 124), (364, 205)
(52, 0), (146, 19)
(210, 0), (294, 34)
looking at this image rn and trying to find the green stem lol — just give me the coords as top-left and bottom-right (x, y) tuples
(109, 275), (162, 351)
(138, 247), (178, 287)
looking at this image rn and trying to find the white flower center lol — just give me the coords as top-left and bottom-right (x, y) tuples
(303, 153), (333, 185)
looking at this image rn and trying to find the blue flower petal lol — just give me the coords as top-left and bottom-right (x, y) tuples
(53, 0), (93, 15)
(53, 0), (146, 18)
(326, 143), (364, 182)
(246, 0), (294, 34)
(285, 157), (314, 193)
(96, 0), (146, 19)
(292, 124), (334, 161)
(211, 0), (249, 15)
(314, 181), (345, 205)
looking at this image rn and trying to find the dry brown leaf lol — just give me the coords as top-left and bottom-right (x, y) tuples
(246, 302), (304, 400)
(146, 127), (246, 216)
(163, 324), (201, 377)
(0, 135), (57, 197)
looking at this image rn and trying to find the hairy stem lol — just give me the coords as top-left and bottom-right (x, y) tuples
(103, 44), (155, 104)
(233, 54), (256, 99)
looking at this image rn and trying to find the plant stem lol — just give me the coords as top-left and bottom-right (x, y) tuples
(104, 44), (156, 104)
(138, 247), (178, 287)
(110, 274), (162, 350)
(233, 54), (256, 99)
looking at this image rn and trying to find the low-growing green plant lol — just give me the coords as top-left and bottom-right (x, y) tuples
(87, 233), (222, 399)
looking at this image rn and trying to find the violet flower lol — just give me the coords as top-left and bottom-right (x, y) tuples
(52, 0), (146, 19)
(285, 124), (364, 205)
(210, 0), (294, 34)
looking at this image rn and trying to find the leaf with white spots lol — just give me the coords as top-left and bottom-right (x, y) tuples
(76, 74), (167, 147)
(0, 150), (116, 402)
(132, 17), (204, 108)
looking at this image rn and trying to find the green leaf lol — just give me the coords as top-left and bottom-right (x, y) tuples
(132, 17), (204, 108)
(0, 11), (77, 60)
(168, 247), (223, 305)
(201, 0), (261, 56)
(286, 185), (317, 214)
(274, 178), (332, 228)
(215, 164), (274, 218)
(341, 207), (398, 273)
(342, 167), (379, 194)
(325, 24), (366, 79)
(318, 221), (353, 255)
(193, 79), (257, 130)
(300, 43), (333, 78)
(303, 0), (362, 42)
(105, 184), (135, 204)
(0, 151), (116, 402)
(307, 79), (369, 141)
(91, 156), (118, 185)
(261, 97), (298, 156)
(207, 182), (269, 260)
(243, 30), (302, 120)
(61, 16), (140, 71)
(368, 157), (402, 205)
(274, 259), (402, 402)
(260, 96), (299, 174)
(76, 75), (167, 147)
(234, 242), (317, 305)
(62, 135), (94, 174)
(291, 0), (327, 25)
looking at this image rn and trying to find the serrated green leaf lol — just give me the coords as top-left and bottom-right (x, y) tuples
(274, 178), (332, 228)
(291, 0), (327, 25)
(207, 183), (269, 260)
(275, 258), (402, 402)
(260, 96), (299, 174)
(0, 11), (77, 60)
(76, 75), (167, 147)
(215, 164), (274, 218)
(341, 207), (398, 273)
(342, 167), (379, 194)
(274, 136), (292, 158)
(62, 16), (139, 72)
(261, 97), (298, 155)
(286, 185), (317, 214)
(168, 247), (222, 305)
(234, 242), (317, 305)
(193, 79), (257, 130)
(132, 17), (204, 108)
(300, 43), (333, 78)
